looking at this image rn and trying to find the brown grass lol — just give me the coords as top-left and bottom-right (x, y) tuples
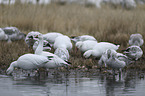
(0, 3), (145, 71)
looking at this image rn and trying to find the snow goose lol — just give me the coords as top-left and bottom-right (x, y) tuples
(71, 35), (97, 43)
(6, 53), (69, 75)
(43, 32), (63, 45)
(98, 49), (117, 68)
(34, 33), (71, 65)
(105, 49), (126, 76)
(2, 27), (26, 41)
(0, 28), (8, 41)
(83, 42), (120, 58)
(53, 35), (72, 51)
(75, 40), (98, 53)
(123, 45), (143, 60)
(25, 31), (52, 51)
(87, 0), (102, 8)
(25, 31), (41, 47)
(6, 54), (51, 75)
(129, 33), (144, 46)
(124, 0), (136, 9)
(54, 48), (70, 61)
(99, 49), (131, 69)
(53, 35), (72, 60)
(33, 39), (51, 51)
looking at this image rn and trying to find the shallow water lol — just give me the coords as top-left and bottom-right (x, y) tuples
(0, 69), (145, 96)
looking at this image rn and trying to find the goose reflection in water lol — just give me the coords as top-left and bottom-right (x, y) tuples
(100, 70), (142, 96)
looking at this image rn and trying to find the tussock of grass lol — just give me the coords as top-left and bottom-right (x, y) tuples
(0, 3), (145, 71)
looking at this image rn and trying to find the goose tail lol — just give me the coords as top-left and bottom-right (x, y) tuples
(116, 45), (120, 49)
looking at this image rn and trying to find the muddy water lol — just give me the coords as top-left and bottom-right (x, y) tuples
(0, 69), (145, 96)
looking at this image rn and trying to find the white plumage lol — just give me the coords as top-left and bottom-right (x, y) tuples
(123, 45), (143, 60)
(99, 49), (130, 68)
(98, 49), (127, 76)
(124, 0), (136, 9)
(54, 48), (70, 61)
(105, 49), (126, 75)
(75, 40), (98, 53)
(129, 33), (144, 47)
(25, 31), (41, 47)
(25, 31), (52, 51)
(6, 54), (51, 74)
(106, 49), (126, 69)
(43, 32), (63, 45)
(6, 53), (68, 75)
(87, 0), (102, 8)
(71, 35), (97, 43)
(34, 33), (70, 64)
(6, 33), (70, 75)
(83, 42), (120, 58)
(33, 39), (51, 51)
(53, 35), (72, 61)
(2, 27), (26, 41)
(53, 35), (72, 51)
(103, 0), (136, 9)
(98, 49), (117, 68)
(0, 28), (8, 41)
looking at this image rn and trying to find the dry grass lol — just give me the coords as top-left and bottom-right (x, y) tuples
(0, 3), (145, 71)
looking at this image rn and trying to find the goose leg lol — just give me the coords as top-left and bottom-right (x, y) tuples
(27, 70), (31, 77)
(112, 69), (115, 76)
(112, 69), (116, 79)
(46, 68), (49, 76)
(119, 69), (122, 80)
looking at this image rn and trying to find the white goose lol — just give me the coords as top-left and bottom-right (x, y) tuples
(2, 27), (26, 41)
(6, 54), (50, 75)
(75, 40), (98, 53)
(98, 49), (117, 68)
(54, 48), (70, 61)
(6, 53), (68, 75)
(33, 39), (51, 51)
(0, 28), (8, 41)
(43, 32), (63, 45)
(123, 45), (143, 60)
(99, 49), (130, 69)
(129, 33), (144, 47)
(53, 35), (72, 51)
(34, 33), (71, 65)
(25, 31), (52, 51)
(53, 35), (72, 60)
(71, 35), (97, 43)
(25, 31), (41, 47)
(83, 42), (120, 58)
(105, 49), (126, 76)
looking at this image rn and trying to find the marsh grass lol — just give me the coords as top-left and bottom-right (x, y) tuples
(0, 3), (145, 71)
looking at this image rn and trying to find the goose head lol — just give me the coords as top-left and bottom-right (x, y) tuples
(106, 49), (112, 58)
(6, 61), (17, 75)
(75, 41), (83, 49)
(34, 33), (43, 40)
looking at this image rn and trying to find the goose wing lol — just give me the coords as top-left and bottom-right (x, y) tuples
(19, 54), (53, 67)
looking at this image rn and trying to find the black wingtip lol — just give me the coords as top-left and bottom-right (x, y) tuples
(122, 48), (130, 52)
(47, 56), (54, 60)
(64, 60), (71, 64)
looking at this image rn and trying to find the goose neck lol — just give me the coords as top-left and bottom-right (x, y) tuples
(35, 37), (44, 55)
(10, 61), (18, 68)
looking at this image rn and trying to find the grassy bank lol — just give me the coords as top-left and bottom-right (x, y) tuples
(0, 3), (145, 72)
